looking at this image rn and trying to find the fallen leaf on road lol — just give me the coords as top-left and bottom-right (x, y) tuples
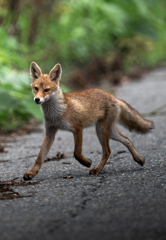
(63, 176), (74, 179)
(0, 177), (41, 200)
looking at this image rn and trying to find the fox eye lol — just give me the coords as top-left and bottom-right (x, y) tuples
(44, 88), (50, 92)
(34, 87), (38, 91)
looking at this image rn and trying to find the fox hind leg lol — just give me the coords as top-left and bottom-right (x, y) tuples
(110, 127), (145, 166)
(73, 127), (92, 168)
(89, 121), (111, 175)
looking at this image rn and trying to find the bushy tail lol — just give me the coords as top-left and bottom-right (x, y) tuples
(119, 100), (154, 134)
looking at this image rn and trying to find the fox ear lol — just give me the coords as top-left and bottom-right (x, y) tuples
(49, 64), (62, 83)
(30, 62), (42, 81)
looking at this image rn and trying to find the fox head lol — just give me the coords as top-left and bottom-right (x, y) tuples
(30, 62), (62, 105)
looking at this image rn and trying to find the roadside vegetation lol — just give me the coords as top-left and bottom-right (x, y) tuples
(0, 0), (166, 131)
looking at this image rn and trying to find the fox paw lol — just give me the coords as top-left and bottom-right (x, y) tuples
(89, 168), (101, 176)
(78, 158), (92, 168)
(86, 158), (92, 168)
(134, 156), (145, 166)
(23, 172), (34, 181)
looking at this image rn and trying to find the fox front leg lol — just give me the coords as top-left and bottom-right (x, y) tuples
(23, 127), (57, 180)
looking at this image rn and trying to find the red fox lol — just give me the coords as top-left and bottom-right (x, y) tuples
(23, 62), (153, 180)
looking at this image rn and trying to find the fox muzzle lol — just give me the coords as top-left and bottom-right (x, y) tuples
(34, 97), (44, 104)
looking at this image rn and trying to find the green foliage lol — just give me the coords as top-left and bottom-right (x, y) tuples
(31, 0), (166, 70)
(0, 0), (165, 70)
(0, 28), (28, 69)
(0, 90), (29, 131)
(0, 68), (43, 131)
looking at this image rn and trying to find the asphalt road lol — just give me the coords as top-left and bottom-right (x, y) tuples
(0, 68), (166, 240)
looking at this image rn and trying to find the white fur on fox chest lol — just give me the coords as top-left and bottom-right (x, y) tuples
(41, 94), (72, 131)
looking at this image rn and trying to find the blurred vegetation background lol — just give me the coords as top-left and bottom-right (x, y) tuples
(0, 0), (166, 131)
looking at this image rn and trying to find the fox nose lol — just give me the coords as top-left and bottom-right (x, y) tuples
(35, 98), (40, 104)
